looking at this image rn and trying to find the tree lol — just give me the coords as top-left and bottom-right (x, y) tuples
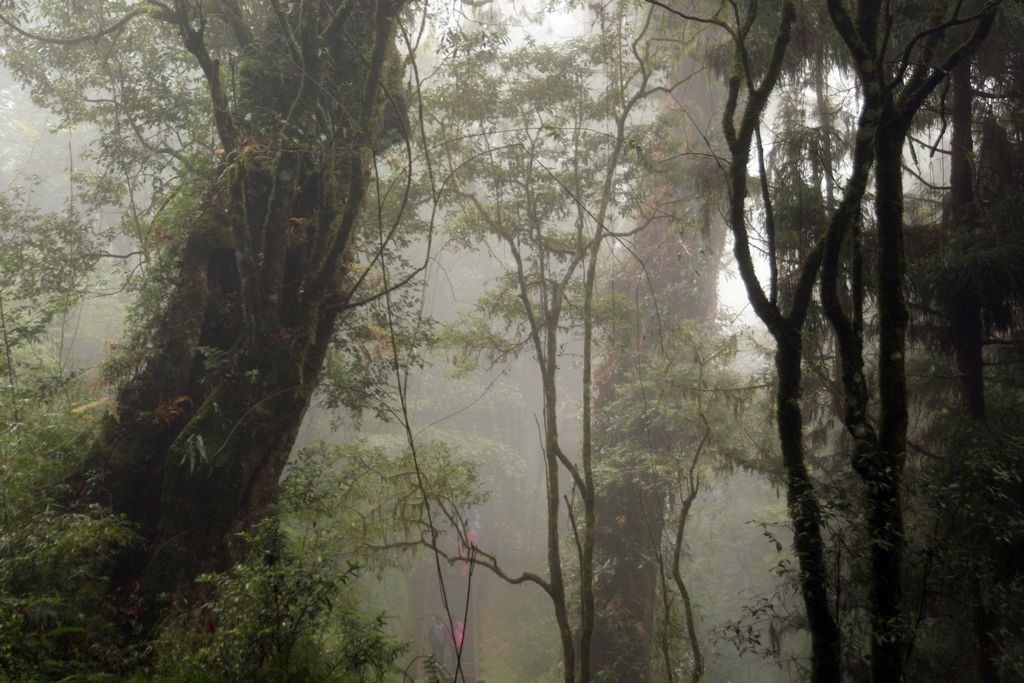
(0, 195), (97, 413)
(654, 4), (843, 678)
(425, 5), (688, 680)
(0, 0), (411, 623)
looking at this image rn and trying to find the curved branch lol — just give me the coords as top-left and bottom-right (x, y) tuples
(721, 1), (796, 333)
(643, 0), (734, 38)
(425, 540), (553, 595)
(818, 94), (880, 475)
(174, 0), (237, 153)
(0, 4), (151, 46)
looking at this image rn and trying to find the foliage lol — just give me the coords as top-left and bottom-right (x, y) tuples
(914, 390), (1024, 677)
(0, 507), (138, 680)
(321, 301), (434, 427)
(594, 320), (757, 484)
(0, 394), (139, 681)
(0, 190), (98, 359)
(912, 196), (1024, 341)
(283, 438), (487, 566)
(155, 520), (405, 683)
(97, 164), (211, 389)
(0, 0), (215, 253)
(0, 381), (417, 681)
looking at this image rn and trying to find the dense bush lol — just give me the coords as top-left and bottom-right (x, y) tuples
(0, 399), (140, 680)
(155, 520), (404, 682)
(1, 395), (406, 681)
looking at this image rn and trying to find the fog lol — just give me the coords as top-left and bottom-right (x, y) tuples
(1, 1), (1022, 682)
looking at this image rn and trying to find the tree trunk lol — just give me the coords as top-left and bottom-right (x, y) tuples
(592, 473), (663, 682)
(591, 50), (725, 681)
(714, 4), (841, 678)
(820, 7), (998, 680)
(591, 207), (725, 682)
(536, 304), (576, 683)
(870, 121), (910, 683)
(775, 331), (842, 683)
(948, 59), (986, 421)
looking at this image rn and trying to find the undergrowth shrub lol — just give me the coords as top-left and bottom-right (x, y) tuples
(2, 395), (406, 681)
(0, 399), (140, 681)
(154, 520), (404, 682)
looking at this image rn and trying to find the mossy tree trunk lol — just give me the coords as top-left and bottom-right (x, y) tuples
(74, 0), (408, 616)
(709, 4), (842, 680)
(590, 213), (725, 682)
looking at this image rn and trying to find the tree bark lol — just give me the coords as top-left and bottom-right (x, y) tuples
(871, 119), (910, 683)
(592, 471), (663, 682)
(775, 332), (842, 682)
